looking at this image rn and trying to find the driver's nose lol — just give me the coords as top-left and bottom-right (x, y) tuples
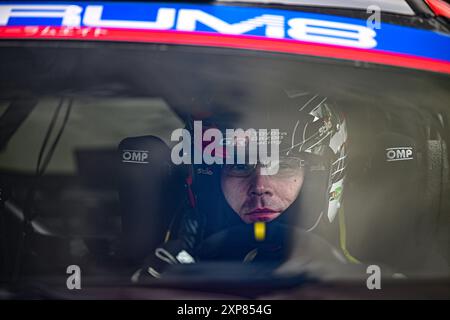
(248, 168), (274, 197)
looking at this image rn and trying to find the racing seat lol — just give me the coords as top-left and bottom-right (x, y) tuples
(117, 135), (185, 264)
(344, 107), (449, 273)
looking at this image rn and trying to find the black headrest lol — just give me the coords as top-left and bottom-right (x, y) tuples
(118, 135), (184, 263)
(345, 124), (446, 270)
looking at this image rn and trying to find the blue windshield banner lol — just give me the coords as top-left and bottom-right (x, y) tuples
(0, 2), (449, 72)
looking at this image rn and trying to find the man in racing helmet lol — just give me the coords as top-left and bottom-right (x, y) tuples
(219, 96), (346, 228)
(185, 87), (347, 238)
(136, 87), (348, 279)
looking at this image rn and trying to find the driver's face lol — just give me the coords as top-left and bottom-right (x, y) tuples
(221, 162), (304, 224)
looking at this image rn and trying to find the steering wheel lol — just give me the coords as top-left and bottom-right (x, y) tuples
(196, 222), (345, 264)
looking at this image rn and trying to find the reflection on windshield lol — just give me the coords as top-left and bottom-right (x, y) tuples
(0, 43), (449, 296)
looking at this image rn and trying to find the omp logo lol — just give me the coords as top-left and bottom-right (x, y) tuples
(122, 149), (149, 164)
(386, 147), (413, 162)
(0, 4), (377, 49)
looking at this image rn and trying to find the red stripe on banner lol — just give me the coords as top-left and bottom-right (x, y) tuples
(1, 26), (450, 74)
(425, 0), (450, 18)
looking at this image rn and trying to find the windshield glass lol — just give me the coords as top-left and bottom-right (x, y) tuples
(0, 41), (449, 297)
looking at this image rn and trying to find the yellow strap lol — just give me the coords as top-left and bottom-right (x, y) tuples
(164, 230), (171, 243)
(254, 222), (266, 241)
(338, 206), (362, 264)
